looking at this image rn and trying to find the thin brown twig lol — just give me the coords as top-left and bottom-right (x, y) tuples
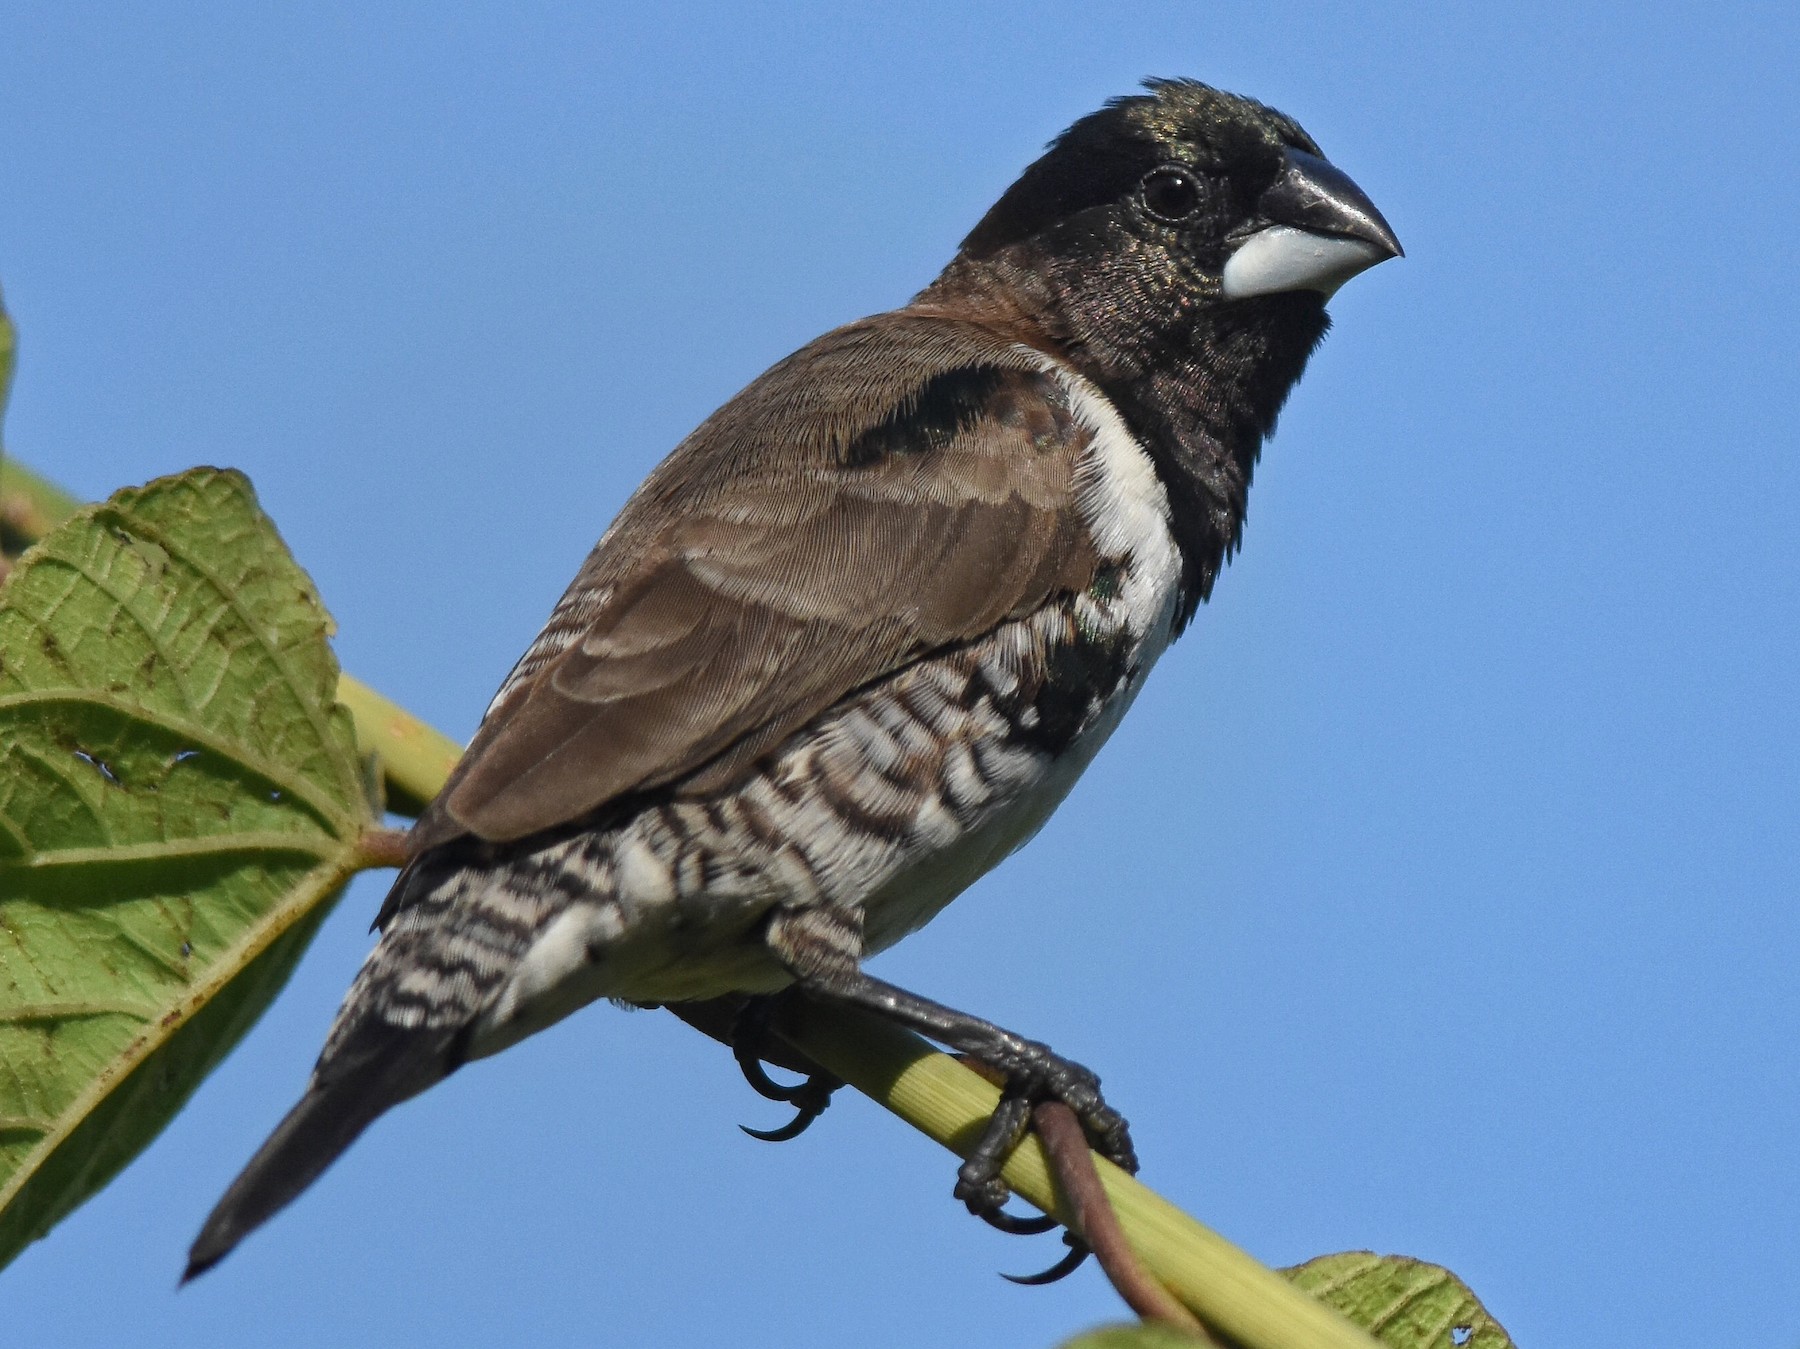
(353, 827), (412, 871)
(1033, 1100), (1215, 1340)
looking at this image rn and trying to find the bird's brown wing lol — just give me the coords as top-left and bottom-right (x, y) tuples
(414, 316), (1101, 849)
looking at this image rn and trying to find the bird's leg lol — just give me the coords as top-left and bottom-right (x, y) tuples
(805, 971), (1139, 1212)
(765, 907), (1137, 1224)
(728, 995), (843, 1142)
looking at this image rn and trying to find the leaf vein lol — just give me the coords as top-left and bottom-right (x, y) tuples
(8, 832), (336, 871)
(1365, 1267), (1453, 1333)
(57, 553), (203, 718)
(0, 1001), (157, 1025)
(0, 690), (356, 836)
(6, 743), (108, 838)
(93, 504), (362, 800)
(0, 852), (363, 1216)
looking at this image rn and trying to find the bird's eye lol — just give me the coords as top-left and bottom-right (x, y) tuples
(1140, 167), (1204, 224)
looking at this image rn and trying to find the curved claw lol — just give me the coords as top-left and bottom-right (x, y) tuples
(733, 1032), (808, 1104)
(1002, 1236), (1091, 1286)
(739, 1099), (827, 1143)
(728, 998), (842, 1143)
(976, 1206), (1060, 1237)
(735, 1073), (839, 1142)
(740, 1117), (810, 1143)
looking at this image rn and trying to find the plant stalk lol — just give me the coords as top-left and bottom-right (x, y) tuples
(779, 1003), (1380, 1349)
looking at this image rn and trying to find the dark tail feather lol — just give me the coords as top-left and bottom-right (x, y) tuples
(183, 1026), (455, 1282)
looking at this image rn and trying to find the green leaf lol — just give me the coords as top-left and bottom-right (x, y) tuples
(1058, 1252), (1516, 1349)
(1283, 1252), (1516, 1348)
(0, 467), (375, 1269)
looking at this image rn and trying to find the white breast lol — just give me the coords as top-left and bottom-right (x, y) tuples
(859, 358), (1187, 952)
(1027, 350), (1183, 653)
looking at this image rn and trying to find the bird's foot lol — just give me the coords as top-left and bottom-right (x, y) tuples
(730, 995), (843, 1142)
(953, 1041), (1137, 1217)
(761, 933), (1136, 1286)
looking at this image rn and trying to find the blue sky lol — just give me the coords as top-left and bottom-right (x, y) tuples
(4, 3), (1797, 1346)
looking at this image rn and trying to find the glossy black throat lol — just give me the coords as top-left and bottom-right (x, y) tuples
(1072, 291), (1331, 629)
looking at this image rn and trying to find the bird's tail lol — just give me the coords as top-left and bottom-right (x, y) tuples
(182, 1022), (457, 1282)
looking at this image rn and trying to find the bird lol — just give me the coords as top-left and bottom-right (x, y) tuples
(185, 77), (1400, 1280)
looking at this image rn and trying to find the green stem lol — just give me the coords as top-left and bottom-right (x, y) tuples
(783, 1005), (1379, 1349)
(4, 456), (1382, 1349)
(0, 461), (82, 546)
(0, 286), (15, 438)
(335, 675), (463, 817)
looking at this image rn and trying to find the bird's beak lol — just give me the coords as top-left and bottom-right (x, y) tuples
(1221, 148), (1403, 301)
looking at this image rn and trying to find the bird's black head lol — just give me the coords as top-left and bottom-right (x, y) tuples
(951, 78), (1399, 324)
(962, 80), (1311, 265)
(924, 79), (1401, 625)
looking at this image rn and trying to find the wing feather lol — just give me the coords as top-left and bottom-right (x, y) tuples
(414, 317), (1097, 848)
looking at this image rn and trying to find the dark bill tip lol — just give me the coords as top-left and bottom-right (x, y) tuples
(1262, 147), (1403, 259)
